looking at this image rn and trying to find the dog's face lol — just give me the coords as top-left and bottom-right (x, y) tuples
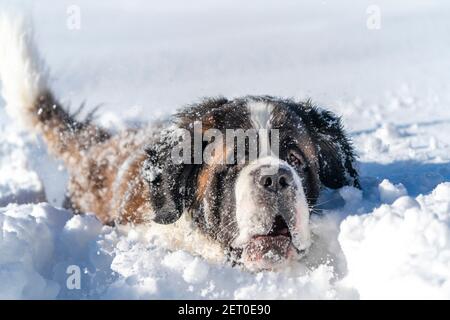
(144, 96), (358, 271)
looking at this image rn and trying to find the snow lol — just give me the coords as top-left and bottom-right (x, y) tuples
(0, 127), (46, 207)
(1, 0), (450, 299)
(378, 179), (407, 204)
(0, 203), (69, 299)
(0, 200), (357, 299)
(340, 185), (450, 299)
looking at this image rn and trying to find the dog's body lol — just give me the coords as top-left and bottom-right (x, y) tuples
(0, 15), (358, 271)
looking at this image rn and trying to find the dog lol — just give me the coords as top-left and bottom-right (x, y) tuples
(0, 14), (359, 271)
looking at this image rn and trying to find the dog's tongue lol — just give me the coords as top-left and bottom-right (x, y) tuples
(244, 235), (291, 262)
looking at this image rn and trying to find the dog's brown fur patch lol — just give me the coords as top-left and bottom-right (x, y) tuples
(34, 92), (153, 224)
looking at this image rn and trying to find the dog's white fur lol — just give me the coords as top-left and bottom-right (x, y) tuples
(233, 156), (311, 252)
(0, 13), (49, 130)
(146, 213), (227, 264)
(248, 101), (273, 158)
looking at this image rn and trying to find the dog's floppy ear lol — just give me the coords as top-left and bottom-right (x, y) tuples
(143, 132), (200, 225)
(143, 97), (229, 225)
(297, 100), (359, 189)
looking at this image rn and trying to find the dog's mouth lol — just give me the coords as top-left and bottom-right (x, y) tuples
(243, 215), (293, 264)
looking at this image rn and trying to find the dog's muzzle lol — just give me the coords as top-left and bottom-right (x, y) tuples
(233, 158), (311, 271)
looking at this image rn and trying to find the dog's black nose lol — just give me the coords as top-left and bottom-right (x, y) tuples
(258, 167), (293, 192)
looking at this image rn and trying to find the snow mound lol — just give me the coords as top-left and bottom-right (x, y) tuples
(0, 203), (70, 299)
(340, 183), (450, 299)
(102, 221), (356, 300)
(378, 179), (408, 204)
(0, 202), (356, 299)
(1, 181), (449, 299)
(0, 126), (45, 207)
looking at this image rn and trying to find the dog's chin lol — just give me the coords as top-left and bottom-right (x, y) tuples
(240, 234), (295, 271)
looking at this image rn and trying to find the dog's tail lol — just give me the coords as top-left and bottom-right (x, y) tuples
(0, 13), (109, 165)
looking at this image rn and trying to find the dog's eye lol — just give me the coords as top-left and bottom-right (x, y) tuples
(288, 151), (308, 172)
(288, 153), (302, 167)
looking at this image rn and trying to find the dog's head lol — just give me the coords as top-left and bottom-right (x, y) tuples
(144, 96), (358, 271)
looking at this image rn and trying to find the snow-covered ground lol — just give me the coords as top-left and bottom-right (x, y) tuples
(1, 0), (450, 299)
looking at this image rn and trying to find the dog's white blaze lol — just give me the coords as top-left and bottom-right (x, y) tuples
(233, 159), (269, 246)
(233, 156), (311, 252)
(248, 101), (274, 157)
(248, 101), (273, 130)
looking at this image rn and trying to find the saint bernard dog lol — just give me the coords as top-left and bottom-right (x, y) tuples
(0, 14), (359, 271)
